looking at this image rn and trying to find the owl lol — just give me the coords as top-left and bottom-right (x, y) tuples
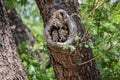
(58, 28), (68, 42)
(52, 30), (59, 42)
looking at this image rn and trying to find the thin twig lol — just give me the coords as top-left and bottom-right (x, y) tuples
(88, 0), (109, 17)
(78, 40), (120, 66)
(78, 54), (99, 66)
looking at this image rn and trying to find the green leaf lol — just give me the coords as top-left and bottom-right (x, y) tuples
(29, 65), (35, 74)
(88, 41), (94, 48)
(69, 46), (76, 52)
(21, 0), (27, 6)
(62, 44), (76, 52)
(75, 35), (80, 41)
(84, 44), (89, 48)
(4, 0), (14, 9)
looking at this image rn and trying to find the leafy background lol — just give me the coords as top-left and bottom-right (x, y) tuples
(4, 0), (120, 80)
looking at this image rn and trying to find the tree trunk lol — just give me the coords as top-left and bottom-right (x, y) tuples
(7, 9), (37, 46)
(36, 0), (101, 80)
(0, 0), (28, 80)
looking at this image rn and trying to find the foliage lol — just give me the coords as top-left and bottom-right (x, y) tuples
(18, 40), (55, 80)
(17, 10), (56, 79)
(62, 44), (76, 52)
(80, 0), (120, 80)
(4, 0), (28, 9)
(16, 1), (56, 80)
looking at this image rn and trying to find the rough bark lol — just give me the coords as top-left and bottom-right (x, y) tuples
(7, 9), (37, 46)
(0, 0), (28, 80)
(36, 0), (101, 80)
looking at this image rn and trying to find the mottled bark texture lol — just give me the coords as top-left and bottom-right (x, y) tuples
(36, 0), (101, 80)
(0, 0), (28, 80)
(7, 9), (37, 46)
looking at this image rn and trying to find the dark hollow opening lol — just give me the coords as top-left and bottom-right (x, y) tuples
(50, 24), (69, 42)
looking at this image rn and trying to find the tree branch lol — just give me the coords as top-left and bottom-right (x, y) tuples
(79, 40), (120, 66)
(88, 0), (109, 17)
(77, 54), (99, 66)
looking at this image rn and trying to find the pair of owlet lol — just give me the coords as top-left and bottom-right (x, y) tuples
(52, 28), (68, 42)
